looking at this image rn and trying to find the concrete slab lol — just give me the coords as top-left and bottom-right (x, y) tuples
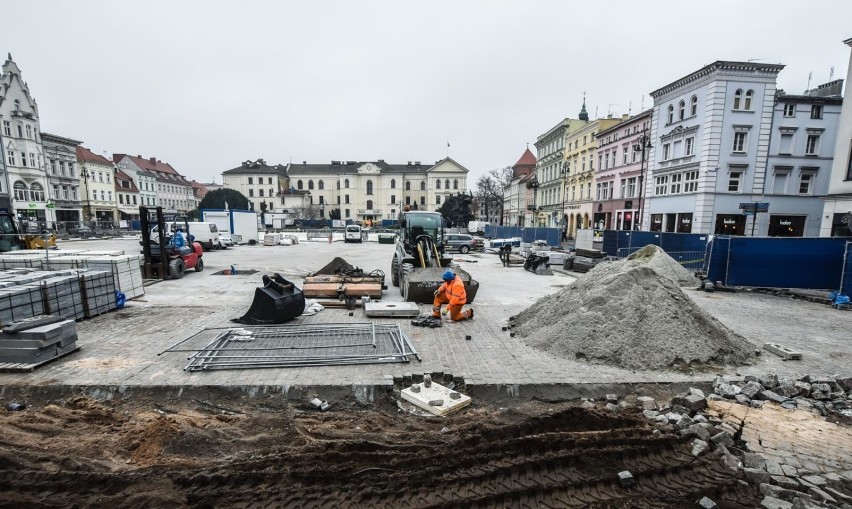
(364, 301), (419, 317)
(401, 379), (471, 415)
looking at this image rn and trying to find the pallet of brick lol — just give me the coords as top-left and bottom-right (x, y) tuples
(0, 285), (45, 325)
(40, 275), (86, 321)
(0, 255), (47, 270)
(42, 256), (91, 270)
(85, 255), (144, 299)
(0, 319), (78, 366)
(78, 270), (117, 318)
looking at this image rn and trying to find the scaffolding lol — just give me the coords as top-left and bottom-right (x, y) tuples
(161, 323), (420, 372)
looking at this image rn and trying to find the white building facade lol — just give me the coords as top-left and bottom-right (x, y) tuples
(42, 132), (83, 230)
(821, 37), (852, 237)
(646, 61), (785, 235)
(77, 146), (117, 226)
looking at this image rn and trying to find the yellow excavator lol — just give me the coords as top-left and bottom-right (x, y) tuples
(0, 212), (57, 252)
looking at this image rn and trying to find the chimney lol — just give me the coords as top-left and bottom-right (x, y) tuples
(137, 155), (142, 159)
(150, 157), (156, 164)
(303, 161), (306, 164)
(622, 114), (629, 121)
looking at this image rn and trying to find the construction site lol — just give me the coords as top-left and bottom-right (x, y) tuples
(0, 227), (850, 509)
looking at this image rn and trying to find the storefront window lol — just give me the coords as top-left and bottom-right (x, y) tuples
(650, 214), (663, 232)
(665, 214), (676, 232)
(767, 215), (805, 237)
(677, 213), (693, 233)
(715, 214), (746, 235)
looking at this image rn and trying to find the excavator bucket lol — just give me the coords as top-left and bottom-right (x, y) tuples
(524, 254), (552, 275)
(24, 234), (57, 250)
(402, 267), (479, 304)
(233, 274), (306, 325)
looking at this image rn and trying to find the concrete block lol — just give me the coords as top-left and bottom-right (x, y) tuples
(617, 470), (634, 488)
(743, 467), (772, 485)
(760, 496), (793, 509)
(716, 383), (742, 398)
(735, 394), (752, 405)
(711, 431), (735, 448)
(400, 380), (470, 416)
(763, 343), (802, 360)
(605, 393), (618, 403)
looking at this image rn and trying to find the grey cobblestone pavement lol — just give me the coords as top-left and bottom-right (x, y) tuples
(0, 237), (849, 390)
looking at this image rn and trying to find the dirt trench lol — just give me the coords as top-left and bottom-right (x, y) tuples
(0, 395), (761, 508)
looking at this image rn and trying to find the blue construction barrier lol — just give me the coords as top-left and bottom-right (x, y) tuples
(482, 225), (561, 246)
(706, 236), (850, 292)
(601, 230), (709, 256)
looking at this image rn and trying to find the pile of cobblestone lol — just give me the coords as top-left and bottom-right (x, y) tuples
(710, 374), (852, 418)
(596, 379), (852, 508)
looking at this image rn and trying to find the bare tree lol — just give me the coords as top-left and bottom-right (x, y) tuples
(475, 167), (513, 225)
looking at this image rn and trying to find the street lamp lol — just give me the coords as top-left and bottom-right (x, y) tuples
(559, 161), (568, 241)
(80, 166), (92, 225)
(635, 129), (652, 230)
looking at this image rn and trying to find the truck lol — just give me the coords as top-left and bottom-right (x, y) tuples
(467, 221), (490, 235)
(201, 209), (260, 245)
(391, 210), (479, 303)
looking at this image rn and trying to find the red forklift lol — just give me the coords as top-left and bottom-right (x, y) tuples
(139, 206), (204, 279)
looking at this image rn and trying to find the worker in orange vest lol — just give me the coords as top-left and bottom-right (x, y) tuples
(432, 270), (474, 321)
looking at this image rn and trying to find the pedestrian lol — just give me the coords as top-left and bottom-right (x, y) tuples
(432, 270), (473, 322)
(499, 244), (512, 267)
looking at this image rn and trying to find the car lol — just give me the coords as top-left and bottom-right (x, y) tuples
(344, 225), (363, 243)
(445, 233), (483, 254)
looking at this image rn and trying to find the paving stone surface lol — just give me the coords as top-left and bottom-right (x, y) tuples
(0, 237), (850, 389)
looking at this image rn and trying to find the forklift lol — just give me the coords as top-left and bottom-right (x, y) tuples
(139, 206), (204, 279)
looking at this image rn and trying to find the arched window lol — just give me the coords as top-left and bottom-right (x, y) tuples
(405, 181), (411, 191)
(344, 179), (350, 188)
(297, 180), (303, 190)
(744, 90), (754, 110)
(444, 179), (450, 189)
(318, 180), (324, 190)
(436, 180), (441, 189)
(733, 89), (743, 110)
(366, 180), (373, 195)
(366, 200), (373, 210)
(336, 180), (340, 190)
(690, 95), (698, 116)
(30, 182), (44, 201)
(13, 181), (27, 201)
(678, 100), (685, 120)
(667, 105), (674, 124)
(453, 179), (459, 190)
(420, 181), (425, 191)
(308, 180), (314, 190)
(390, 178), (396, 189)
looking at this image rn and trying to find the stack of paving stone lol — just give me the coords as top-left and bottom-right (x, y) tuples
(40, 273), (86, 320)
(605, 384), (852, 509)
(709, 374), (852, 417)
(0, 317), (78, 366)
(571, 248), (606, 273)
(78, 270), (117, 318)
(47, 254), (145, 299)
(0, 284), (45, 324)
(0, 254), (48, 270)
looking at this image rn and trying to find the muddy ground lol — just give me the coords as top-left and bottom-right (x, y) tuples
(0, 392), (766, 509)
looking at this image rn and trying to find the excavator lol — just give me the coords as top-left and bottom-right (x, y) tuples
(0, 211), (57, 252)
(390, 210), (478, 303)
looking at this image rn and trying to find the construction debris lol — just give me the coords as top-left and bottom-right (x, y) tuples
(512, 263), (755, 371)
(763, 342), (803, 360)
(364, 301), (420, 317)
(232, 273), (305, 325)
(400, 377), (471, 416)
(411, 314), (442, 328)
(572, 248), (606, 273)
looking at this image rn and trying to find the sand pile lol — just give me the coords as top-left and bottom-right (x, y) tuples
(626, 245), (699, 286)
(512, 264), (755, 371)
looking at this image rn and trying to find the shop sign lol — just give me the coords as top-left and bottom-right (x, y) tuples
(723, 218), (737, 225)
(46, 202), (55, 209)
(28, 202), (37, 209)
(681, 217), (691, 224)
(779, 220), (791, 226)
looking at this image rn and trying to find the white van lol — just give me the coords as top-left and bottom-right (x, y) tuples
(344, 225), (363, 243)
(187, 222), (221, 251)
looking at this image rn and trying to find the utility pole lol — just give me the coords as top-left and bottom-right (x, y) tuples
(635, 128), (651, 230)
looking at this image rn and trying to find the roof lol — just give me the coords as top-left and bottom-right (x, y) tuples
(40, 132), (83, 146)
(222, 159), (287, 175)
(114, 168), (139, 193)
(76, 146), (113, 166)
(650, 60), (786, 98)
(113, 153), (181, 176)
(596, 109), (653, 136)
(514, 148), (537, 168)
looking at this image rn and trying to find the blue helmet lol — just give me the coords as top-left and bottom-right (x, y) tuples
(442, 270), (455, 281)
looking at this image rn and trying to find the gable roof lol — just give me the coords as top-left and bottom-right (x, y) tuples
(514, 148), (536, 168)
(114, 168), (139, 193)
(223, 159), (287, 175)
(113, 153), (181, 175)
(76, 146), (113, 166)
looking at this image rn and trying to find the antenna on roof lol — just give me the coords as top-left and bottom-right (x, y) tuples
(829, 66), (835, 81)
(806, 71), (813, 92)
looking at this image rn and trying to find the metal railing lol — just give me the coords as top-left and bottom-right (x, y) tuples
(616, 247), (706, 270)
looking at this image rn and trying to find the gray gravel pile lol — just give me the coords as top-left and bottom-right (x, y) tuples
(626, 245), (700, 287)
(710, 373), (852, 417)
(513, 264), (755, 371)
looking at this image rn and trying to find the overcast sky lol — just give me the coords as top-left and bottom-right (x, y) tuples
(2, 1), (851, 185)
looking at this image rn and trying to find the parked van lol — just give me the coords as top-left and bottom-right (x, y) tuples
(187, 222), (221, 251)
(344, 224), (363, 243)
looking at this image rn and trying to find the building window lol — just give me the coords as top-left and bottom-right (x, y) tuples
(390, 194), (396, 204)
(733, 89), (743, 110)
(805, 134), (820, 155)
(655, 175), (669, 195)
(2, 121), (9, 136)
(28, 183), (44, 201)
(366, 199), (373, 210)
(678, 100), (685, 120)
(685, 137), (694, 156)
(779, 133), (794, 154)
(21, 152), (27, 167)
(811, 105), (823, 119)
(259, 189), (264, 197)
(599, 154), (605, 170)
(308, 180), (314, 190)
(25, 125), (32, 138)
(445, 179), (450, 189)
(728, 171), (743, 192)
(436, 195), (441, 204)
(622, 146), (628, 165)
(732, 132), (747, 153)
(345, 194), (350, 204)
(453, 179), (459, 190)
(669, 173), (682, 194)
(690, 95), (698, 116)
(405, 196), (411, 205)
(405, 181), (411, 191)
(663, 143), (671, 160)
(367, 180), (373, 195)
(297, 180), (303, 190)
(744, 90), (754, 110)
(783, 104), (795, 117)
(13, 181), (28, 200)
(17, 125), (22, 138)
(248, 177), (253, 184)
(667, 105), (674, 124)
(336, 181), (341, 190)
(318, 180), (324, 190)
(683, 170), (699, 193)
(6, 150), (15, 166)
(772, 171), (789, 194)
(798, 172), (814, 195)
(420, 196), (425, 205)
(436, 180), (441, 189)
(344, 179), (350, 188)
(390, 178), (396, 189)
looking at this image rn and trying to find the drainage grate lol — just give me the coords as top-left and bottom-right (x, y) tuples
(161, 323), (420, 371)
